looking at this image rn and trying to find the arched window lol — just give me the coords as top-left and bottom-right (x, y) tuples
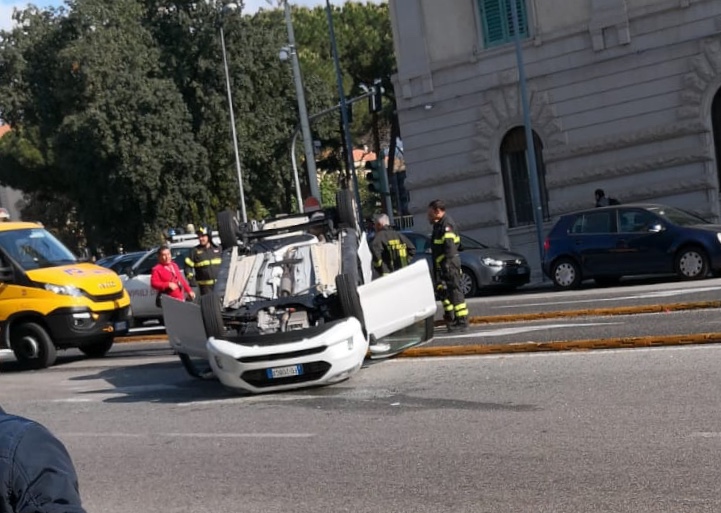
(500, 127), (549, 227)
(711, 88), (721, 194)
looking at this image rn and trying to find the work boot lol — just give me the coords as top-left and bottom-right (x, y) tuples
(452, 316), (469, 332)
(443, 313), (455, 332)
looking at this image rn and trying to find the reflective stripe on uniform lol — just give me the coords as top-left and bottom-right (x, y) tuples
(454, 303), (469, 317)
(197, 279), (217, 285)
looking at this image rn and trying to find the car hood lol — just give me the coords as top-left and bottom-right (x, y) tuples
(27, 263), (126, 295)
(463, 248), (527, 263)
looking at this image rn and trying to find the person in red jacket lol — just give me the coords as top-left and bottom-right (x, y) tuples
(151, 245), (195, 303)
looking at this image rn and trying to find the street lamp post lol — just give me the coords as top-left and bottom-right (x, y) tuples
(280, 0), (320, 203)
(219, 3), (248, 223)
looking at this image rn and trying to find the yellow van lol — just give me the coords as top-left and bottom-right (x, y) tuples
(0, 222), (131, 369)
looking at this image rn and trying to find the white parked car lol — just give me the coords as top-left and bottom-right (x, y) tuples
(163, 191), (438, 394)
(121, 234), (219, 325)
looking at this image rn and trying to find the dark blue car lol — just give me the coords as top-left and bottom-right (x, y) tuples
(542, 203), (721, 289)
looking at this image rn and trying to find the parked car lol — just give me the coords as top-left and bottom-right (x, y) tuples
(96, 251), (146, 274)
(163, 191), (438, 394)
(542, 203), (721, 290)
(402, 231), (531, 296)
(121, 234), (219, 325)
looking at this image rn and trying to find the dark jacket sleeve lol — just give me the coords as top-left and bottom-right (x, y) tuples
(11, 422), (86, 513)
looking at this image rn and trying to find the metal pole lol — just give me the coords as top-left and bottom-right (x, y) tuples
(290, 128), (305, 212)
(219, 24), (248, 223)
(325, 0), (363, 223)
(283, 0), (320, 202)
(509, 0), (544, 270)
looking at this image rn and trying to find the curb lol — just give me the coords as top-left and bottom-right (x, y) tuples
(114, 300), (721, 355)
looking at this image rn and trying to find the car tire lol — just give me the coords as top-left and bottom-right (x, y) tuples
(460, 266), (478, 297)
(340, 228), (360, 285)
(10, 322), (57, 369)
(336, 273), (365, 328)
(79, 336), (114, 358)
(218, 209), (239, 249)
(200, 292), (225, 339)
(675, 246), (709, 280)
(551, 258), (582, 290)
(336, 189), (356, 228)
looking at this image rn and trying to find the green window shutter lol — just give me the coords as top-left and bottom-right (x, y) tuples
(479, 0), (528, 47)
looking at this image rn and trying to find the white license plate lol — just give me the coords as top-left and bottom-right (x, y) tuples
(267, 364), (303, 379)
(114, 321), (128, 331)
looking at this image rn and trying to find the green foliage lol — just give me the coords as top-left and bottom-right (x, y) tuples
(0, 0), (396, 252)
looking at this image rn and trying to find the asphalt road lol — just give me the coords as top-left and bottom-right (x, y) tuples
(4, 343), (721, 513)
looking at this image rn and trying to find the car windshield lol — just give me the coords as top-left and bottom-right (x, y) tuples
(646, 206), (709, 226)
(459, 234), (489, 249)
(0, 228), (77, 270)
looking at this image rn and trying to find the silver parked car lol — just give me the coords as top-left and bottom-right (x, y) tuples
(402, 231), (531, 296)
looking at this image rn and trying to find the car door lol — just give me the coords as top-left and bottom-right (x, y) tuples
(614, 208), (670, 273)
(567, 210), (619, 275)
(357, 259), (437, 340)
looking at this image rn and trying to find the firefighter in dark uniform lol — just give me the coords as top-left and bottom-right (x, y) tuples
(370, 213), (416, 277)
(428, 199), (469, 332)
(184, 225), (222, 296)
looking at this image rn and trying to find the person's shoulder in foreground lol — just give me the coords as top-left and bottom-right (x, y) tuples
(0, 407), (86, 513)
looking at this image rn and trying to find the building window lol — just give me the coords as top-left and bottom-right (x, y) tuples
(712, 88), (721, 199)
(500, 127), (549, 228)
(478, 0), (528, 48)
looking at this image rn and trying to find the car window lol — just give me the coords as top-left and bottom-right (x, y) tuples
(647, 205), (709, 226)
(618, 209), (657, 233)
(172, 248), (190, 268)
(134, 251), (156, 275)
(404, 233), (428, 252)
(570, 211), (613, 234)
(459, 234), (488, 249)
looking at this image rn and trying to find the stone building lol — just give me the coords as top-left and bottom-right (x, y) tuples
(389, 0), (721, 280)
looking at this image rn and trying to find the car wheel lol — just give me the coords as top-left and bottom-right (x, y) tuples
(336, 273), (365, 328)
(218, 209), (239, 249)
(200, 292), (225, 338)
(336, 189), (356, 228)
(460, 267), (478, 297)
(551, 258), (582, 290)
(675, 246), (709, 280)
(79, 336), (114, 358)
(340, 228), (360, 285)
(10, 322), (57, 369)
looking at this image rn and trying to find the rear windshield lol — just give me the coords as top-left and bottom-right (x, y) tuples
(0, 228), (77, 270)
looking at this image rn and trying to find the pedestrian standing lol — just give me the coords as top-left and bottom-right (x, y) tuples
(370, 213), (416, 276)
(151, 245), (195, 306)
(0, 406), (87, 513)
(427, 199), (469, 332)
(184, 226), (222, 296)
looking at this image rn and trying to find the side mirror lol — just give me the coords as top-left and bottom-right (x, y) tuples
(648, 223), (664, 233)
(0, 265), (14, 282)
(424, 248), (432, 254)
(122, 266), (135, 277)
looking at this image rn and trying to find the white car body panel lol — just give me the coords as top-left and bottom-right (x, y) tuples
(207, 317), (368, 394)
(358, 259), (437, 340)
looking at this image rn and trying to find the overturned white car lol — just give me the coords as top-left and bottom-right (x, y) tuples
(163, 192), (437, 394)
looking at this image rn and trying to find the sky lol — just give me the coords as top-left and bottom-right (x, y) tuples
(0, 0), (382, 31)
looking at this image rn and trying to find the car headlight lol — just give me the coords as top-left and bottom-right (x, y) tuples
(43, 283), (83, 297)
(481, 257), (505, 267)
